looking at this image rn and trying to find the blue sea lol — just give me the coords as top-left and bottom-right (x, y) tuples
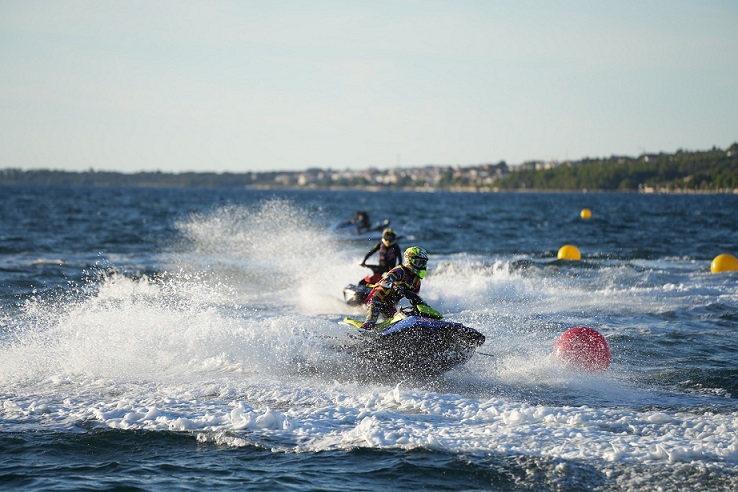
(1, 185), (737, 491)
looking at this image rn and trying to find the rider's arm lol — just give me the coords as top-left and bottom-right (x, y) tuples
(404, 289), (424, 306)
(362, 243), (380, 264)
(377, 267), (401, 291)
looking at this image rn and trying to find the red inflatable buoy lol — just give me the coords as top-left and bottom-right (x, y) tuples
(553, 326), (611, 372)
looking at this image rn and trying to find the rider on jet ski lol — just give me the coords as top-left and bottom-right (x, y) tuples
(359, 228), (402, 286)
(350, 210), (371, 234)
(361, 246), (429, 329)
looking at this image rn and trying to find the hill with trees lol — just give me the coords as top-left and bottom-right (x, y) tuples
(494, 143), (737, 192)
(1, 143), (736, 192)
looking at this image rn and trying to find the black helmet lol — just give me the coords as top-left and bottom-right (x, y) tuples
(382, 228), (396, 246)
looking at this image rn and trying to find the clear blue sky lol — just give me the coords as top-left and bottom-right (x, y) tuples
(1, 0), (736, 173)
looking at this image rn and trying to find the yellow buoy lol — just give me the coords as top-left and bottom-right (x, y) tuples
(711, 253), (738, 273)
(580, 208), (592, 219)
(558, 244), (581, 261)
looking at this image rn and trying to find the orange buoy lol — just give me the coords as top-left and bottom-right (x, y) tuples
(580, 208), (592, 219)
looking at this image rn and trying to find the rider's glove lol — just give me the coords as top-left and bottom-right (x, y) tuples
(403, 289), (423, 306)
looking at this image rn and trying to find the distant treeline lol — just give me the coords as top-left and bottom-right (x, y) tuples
(494, 143), (738, 192)
(1, 143), (736, 192)
(0, 169), (267, 188)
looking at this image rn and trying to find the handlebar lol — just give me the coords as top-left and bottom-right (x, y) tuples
(400, 303), (443, 319)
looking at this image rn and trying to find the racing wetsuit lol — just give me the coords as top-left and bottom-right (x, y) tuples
(363, 265), (421, 326)
(362, 241), (402, 273)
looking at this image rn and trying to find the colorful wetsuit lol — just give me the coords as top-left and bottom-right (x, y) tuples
(364, 265), (421, 325)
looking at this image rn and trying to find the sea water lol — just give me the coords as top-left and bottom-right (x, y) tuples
(1, 185), (737, 491)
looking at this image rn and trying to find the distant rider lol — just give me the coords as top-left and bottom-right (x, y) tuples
(361, 247), (429, 329)
(359, 228), (402, 286)
(350, 210), (371, 234)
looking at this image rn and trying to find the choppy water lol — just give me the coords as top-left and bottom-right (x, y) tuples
(1, 185), (737, 491)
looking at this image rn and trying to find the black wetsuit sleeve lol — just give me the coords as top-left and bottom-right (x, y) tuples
(362, 243), (381, 264)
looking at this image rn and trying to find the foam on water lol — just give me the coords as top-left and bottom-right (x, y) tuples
(3, 370), (738, 471)
(2, 198), (738, 489)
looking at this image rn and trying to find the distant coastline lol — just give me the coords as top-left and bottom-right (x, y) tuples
(2, 143), (736, 193)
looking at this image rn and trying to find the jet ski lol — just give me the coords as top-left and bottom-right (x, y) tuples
(342, 264), (383, 306)
(339, 301), (486, 377)
(343, 283), (372, 306)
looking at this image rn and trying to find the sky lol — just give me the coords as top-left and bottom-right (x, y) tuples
(1, 0), (736, 174)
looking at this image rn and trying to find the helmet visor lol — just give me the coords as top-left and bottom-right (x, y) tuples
(410, 257), (427, 270)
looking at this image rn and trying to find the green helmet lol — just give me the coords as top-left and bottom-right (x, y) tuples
(403, 246), (428, 279)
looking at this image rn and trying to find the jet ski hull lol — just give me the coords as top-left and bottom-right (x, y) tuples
(343, 283), (372, 306)
(342, 315), (486, 377)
